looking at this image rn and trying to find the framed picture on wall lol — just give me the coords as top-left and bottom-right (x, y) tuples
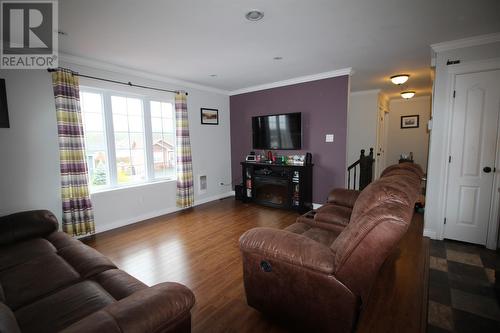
(401, 115), (419, 129)
(201, 108), (219, 125)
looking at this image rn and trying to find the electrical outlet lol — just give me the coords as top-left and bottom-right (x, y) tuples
(325, 134), (334, 142)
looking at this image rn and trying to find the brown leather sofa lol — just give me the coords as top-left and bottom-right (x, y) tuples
(239, 163), (423, 332)
(0, 210), (195, 333)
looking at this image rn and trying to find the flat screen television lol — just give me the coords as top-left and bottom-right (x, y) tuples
(0, 79), (9, 128)
(252, 112), (302, 150)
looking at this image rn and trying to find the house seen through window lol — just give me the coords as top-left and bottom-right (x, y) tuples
(80, 88), (175, 192)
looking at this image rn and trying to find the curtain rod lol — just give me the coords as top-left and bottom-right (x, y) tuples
(47, 68), (187, 95)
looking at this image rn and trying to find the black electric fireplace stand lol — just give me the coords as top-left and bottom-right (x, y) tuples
(240, 162), (313, 213)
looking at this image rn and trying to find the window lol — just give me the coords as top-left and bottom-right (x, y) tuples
(80, 88), (175, 192)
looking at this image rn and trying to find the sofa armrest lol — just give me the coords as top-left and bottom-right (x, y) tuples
(0, 210), (59, 245)
(61, 282), (195, 333)
(239, 227), (334, 274)
(327, 188), (360, 208)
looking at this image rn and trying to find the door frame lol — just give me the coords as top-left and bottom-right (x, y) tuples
(437, 58), (500, 249)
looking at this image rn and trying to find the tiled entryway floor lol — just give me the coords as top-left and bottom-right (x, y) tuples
(428, 239), (500, 332)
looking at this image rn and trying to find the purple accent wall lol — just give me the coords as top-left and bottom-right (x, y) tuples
(230, 75), (349, 203)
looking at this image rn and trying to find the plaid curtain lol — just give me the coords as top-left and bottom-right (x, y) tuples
(52, 69), (95, 236)
(175, 92), (194, 208)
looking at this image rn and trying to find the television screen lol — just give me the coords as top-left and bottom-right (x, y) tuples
(252, 112), (302, 150)
(0, 79), (9, 128)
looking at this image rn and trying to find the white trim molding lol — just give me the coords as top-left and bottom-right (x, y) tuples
(229, 67), (353, 96)
(350, 89), (381, 96)
(431, 32), (500, 53)
(59, 53), (231, 95)
(93, 191), (234, 235)
(423, 228), (437, 239)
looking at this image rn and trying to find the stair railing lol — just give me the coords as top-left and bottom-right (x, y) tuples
(347, 148), (374, 190)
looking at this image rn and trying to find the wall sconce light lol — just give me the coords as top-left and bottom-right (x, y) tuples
(401, 91), (415, 99)
(390, 74), (410, 85)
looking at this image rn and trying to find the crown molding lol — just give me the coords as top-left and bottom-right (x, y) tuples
(229, 67), (352, 96)
(58, 53), (231, 95)
(431, 32), (500, 53)
(350, 89), (381, 96)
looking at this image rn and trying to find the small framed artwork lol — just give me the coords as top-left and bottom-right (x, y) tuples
(401, 115), (419, 129)
(201, 108), (219, 125)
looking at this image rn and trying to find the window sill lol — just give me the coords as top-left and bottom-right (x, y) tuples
(90, 178), (176, 195)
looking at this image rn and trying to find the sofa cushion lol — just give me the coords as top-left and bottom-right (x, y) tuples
(350, 175), (415, 223)
(92, 269), (147, 300)
(0, 302), (21, 333)
(15, 281), (115, 333)
(326, 188), (360, 208)
(0, 254), (80, 310)
(285, 222), (340, 247)
(380, 162), (424, 179)
(0, 238), (56, 272)
(57, 244), (116, 279)
(0, 210), (58, 246)
(314, 204), (352, 226)
(46, 231), (83, 250)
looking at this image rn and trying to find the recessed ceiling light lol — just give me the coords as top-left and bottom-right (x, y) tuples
(209, 74), (217, 77)
(273, 56), (283, 60)
(245, 10), (264, 21)
(390, 74), (409, 85)
(401, 91), (415, 99)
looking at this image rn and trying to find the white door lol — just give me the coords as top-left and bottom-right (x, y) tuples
(444, 69), (500, 245)
(375, 107), (389, 178)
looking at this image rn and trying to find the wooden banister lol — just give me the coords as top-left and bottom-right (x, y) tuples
(347, 148), (374, 190)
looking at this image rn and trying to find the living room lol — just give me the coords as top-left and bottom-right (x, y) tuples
(0, 1), (500, 332)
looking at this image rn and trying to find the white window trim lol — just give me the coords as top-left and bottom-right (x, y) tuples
(81, 86), (176, 193)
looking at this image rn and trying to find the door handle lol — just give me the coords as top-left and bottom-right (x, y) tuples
(483, 166), (492, 173)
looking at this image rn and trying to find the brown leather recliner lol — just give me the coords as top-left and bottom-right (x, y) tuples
(239, 163), (423, 332)
(0, 210), (195, 333)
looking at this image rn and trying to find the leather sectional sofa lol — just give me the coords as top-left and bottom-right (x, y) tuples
(0, 210), (195, 333)
(239, 163), (423, 332)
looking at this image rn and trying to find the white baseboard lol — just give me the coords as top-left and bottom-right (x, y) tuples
(423, 228), (437, 239)
(93, 191), (234, 235)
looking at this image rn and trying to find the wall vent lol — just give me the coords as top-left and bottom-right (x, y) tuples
(199, 175), (207, 194)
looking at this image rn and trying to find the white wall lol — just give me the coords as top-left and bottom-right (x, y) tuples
(386, 96), (431, 171)
(347, 90), (378, 165)
(0, 70), (62, 218)
(0, 59), (232, 233)
(424, 40), (500, 246)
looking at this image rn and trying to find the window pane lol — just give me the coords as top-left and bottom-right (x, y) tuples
(81, 92), (103, 114)
(85, 132), (106, 150)
(129, 133), (144, 150)
(151, 117), (162, 132)
(151, 101), (161, 118)
(113, 114), (129, 132)
(81, 91), (109, 191)
(82, 112), (103, 131)
(111, 96), (127, 114)
(128, 115), (143, 132)
(86, 151), (109, 191)
(127, 98), (142, 116)
(112, 96), (146, 185)
(150, 101), (175, 179)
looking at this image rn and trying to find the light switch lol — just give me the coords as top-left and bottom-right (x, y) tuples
(325, 134), (334, 142)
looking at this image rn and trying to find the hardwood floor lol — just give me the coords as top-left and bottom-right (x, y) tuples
(83, 198), (428, 333)
(84, 198), (298, 333)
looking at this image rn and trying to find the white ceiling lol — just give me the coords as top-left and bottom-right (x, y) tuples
(59, 0), (500, 97)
